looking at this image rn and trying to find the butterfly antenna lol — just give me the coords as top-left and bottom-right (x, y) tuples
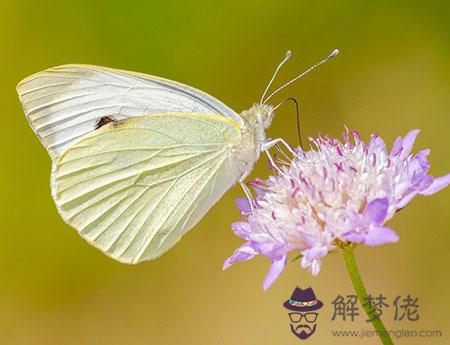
(263, 49), (339, 104)
(260, 50), (292, 105)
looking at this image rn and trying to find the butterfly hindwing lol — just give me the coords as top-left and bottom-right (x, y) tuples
(51, 113), (242, 263)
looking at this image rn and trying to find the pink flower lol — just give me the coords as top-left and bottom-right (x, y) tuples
(224, 129), (450, 290)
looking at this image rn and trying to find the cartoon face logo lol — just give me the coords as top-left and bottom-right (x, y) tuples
(283, 287), (323, 340)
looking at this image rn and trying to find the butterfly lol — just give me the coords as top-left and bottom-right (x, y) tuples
(17, 49), (338, 264)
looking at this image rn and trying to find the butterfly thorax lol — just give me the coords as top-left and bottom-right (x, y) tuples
(230, 104), (274, 177)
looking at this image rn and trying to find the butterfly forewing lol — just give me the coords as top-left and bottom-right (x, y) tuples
(17, 64), (241, 160)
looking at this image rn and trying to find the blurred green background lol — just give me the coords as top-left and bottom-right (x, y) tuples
(1, 1), (449, 344)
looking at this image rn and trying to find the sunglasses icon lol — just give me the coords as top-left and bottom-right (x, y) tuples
(289, 312), (318, 323)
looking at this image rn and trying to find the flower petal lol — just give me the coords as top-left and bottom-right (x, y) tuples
(399, 129), (420, 160)
(341, 231), (365, 243)
(310, 259), (322, 276)
(223, 244), (258, 270)
(391, 136), (403, 156)
(303, 246), (329, 261)
(419, 173), (450, 196)
(300, 247), (328, 276)
(364, 227), (399, 246)
(235, 197), (251, 214)
(368, 135), (387, 154)
(263, 255), (287, 290)
(364, 198), (389, 225)
(396, 191), (419, 209)
(231, 221), (251, 238)
(414, 149), (430, 171)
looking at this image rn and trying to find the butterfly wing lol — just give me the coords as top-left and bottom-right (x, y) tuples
(51, 113), (243, 263)
(17, 64), (241, 160)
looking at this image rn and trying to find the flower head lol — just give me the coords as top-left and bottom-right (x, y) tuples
(224, 129), (450, 290)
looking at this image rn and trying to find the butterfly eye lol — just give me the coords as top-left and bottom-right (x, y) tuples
(259, 105), (274, 129)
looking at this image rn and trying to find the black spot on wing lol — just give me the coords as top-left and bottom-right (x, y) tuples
(96, 116), (116, 129)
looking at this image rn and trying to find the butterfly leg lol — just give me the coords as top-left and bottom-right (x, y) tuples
(239, 172), (255, 214)
(261, 137), (297, 173)
(262, 148), (282, 173)
(262, 137), (298, 156)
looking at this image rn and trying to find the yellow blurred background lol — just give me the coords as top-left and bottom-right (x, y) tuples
(1, 1), (449, 344)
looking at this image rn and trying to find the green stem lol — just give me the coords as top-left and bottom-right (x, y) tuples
(341, 247), (394, 345)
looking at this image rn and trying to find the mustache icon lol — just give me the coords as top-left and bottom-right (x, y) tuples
(290, 323), (317, 340)
(293, 324), (312, 332)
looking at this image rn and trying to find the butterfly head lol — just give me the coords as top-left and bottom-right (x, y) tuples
(253, 103), (275, 128)
(241, 103), (274, 130)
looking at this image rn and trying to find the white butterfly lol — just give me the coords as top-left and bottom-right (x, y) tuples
(17, 50), (338, 263)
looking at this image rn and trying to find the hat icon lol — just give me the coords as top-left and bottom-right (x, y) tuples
(283, 287), (323, 312)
